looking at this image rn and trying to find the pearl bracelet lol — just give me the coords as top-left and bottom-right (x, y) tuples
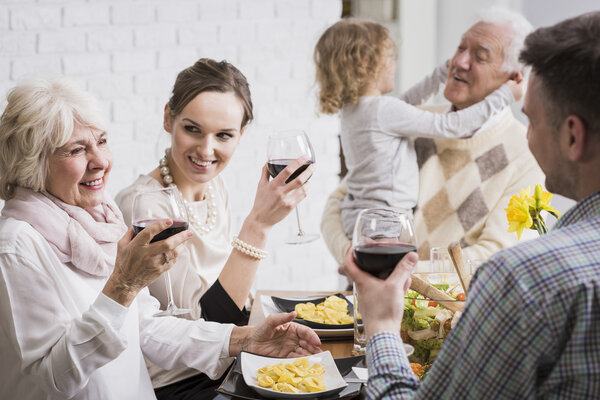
(231, 236), (268, 260)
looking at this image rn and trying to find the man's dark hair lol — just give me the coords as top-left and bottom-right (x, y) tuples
(519, 11), (600, 135)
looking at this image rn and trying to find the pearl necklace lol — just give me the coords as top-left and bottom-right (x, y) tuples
(159, 148), (217, 235)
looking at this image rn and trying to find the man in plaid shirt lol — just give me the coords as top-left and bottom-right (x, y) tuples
(346, 11), (600, 399)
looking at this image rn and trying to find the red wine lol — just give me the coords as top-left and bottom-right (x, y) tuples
(267, 159), (314, 183)
(133, 220), (189, 243)
(353, 243), (417, 276)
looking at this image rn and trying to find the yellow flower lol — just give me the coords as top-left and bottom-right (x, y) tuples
(505, 194), (533, 240)
(534, 184), (561, 217)
(519, 186), (536, 209)
(505, 184), (561, 239)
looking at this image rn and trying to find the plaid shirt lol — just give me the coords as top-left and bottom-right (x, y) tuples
(366, 191), (600, 399)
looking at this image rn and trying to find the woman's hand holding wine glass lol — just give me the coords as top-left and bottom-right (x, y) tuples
(217, 148), (316, 310)
(266, 129), (319, 244)
(128, 186), (193, 316)
(103, 218), (192, 308)
(246, 157), (315, 232)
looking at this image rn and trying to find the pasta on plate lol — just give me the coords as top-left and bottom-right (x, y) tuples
(294, 295), (354, 325)
(256, 357), (326, 393)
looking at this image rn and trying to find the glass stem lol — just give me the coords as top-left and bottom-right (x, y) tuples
(164, 270), (176, 311)
(294, 207), (305, 236)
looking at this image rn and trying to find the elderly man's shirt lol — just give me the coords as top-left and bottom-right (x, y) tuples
(366, 191), (600, 399)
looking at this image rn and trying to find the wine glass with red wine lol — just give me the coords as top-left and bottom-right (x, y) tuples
(351, 208), (416, 354)
(352, 208), (417, 278)
(267, 129), (319, 244)
(131, 186), (192, 317)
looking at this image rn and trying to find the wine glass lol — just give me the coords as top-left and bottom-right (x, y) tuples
(266, 129), (319, 244)
(131, 186), (192, 317)
(351, 207), (417, 355)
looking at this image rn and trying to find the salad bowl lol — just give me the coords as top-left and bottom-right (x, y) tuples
(403, 272), (466, 365)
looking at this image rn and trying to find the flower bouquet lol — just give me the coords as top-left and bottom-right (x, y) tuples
(505, 184), (561, 239)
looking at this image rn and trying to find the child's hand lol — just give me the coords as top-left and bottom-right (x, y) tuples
(506, 78), (524, 102)
(506, 71), (524, 102)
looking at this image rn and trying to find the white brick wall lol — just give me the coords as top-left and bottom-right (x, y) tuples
(0, 0), (345, 292)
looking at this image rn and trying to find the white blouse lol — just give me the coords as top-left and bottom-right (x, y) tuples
(0, 216), (234, 400)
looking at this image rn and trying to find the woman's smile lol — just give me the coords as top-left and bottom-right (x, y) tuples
(80, 177), (105, 189)
(189, 156), (215, 169)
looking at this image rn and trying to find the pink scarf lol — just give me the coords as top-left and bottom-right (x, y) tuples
(2, 187), (127, 277)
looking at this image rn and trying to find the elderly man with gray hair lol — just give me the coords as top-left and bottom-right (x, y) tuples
(321, 7), (545, 275)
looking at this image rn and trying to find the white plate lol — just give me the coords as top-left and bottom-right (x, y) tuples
(240, 351), (348, 399)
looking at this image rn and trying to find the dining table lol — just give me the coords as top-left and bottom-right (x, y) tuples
(209, 289), (367, 400)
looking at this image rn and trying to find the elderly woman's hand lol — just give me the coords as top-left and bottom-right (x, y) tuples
(102, 219), (192, 307)
(246, 156), (315, 231)
(229, 312), (322, 357)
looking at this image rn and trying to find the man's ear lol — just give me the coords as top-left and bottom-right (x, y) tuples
(163, 103), (173, 133)
(564, 115), (588, 162)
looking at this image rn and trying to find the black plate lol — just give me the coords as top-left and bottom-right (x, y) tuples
(270, 293), (354, 330)
(216, 355), (365, 400)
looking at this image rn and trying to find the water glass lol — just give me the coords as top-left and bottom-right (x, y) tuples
(429, 247), (453, 273)
(352, 282), (366, 355)
(466, 258), (485, 274)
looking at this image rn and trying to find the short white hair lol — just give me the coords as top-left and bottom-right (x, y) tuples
(0, 78), (107, 200)
(474, 7), (534, 74)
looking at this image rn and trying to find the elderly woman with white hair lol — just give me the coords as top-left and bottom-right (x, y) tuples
(0, 78), (321, 400)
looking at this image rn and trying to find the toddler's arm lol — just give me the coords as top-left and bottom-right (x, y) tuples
(381, 82), (517, 139)
(398, 62), (449, 106)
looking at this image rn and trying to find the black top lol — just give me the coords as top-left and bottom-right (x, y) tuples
(200, 279), (249, 326)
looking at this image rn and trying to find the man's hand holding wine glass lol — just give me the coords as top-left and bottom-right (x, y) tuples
(345, 249), (418, 340)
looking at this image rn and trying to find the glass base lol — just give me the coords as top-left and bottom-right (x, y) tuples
(154, 306), (192, 317)
(286, 232), (320, 245)
(352, 343), (366, 356)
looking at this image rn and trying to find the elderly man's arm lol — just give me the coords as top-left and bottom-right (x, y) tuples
(320, 179), (352, 265)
